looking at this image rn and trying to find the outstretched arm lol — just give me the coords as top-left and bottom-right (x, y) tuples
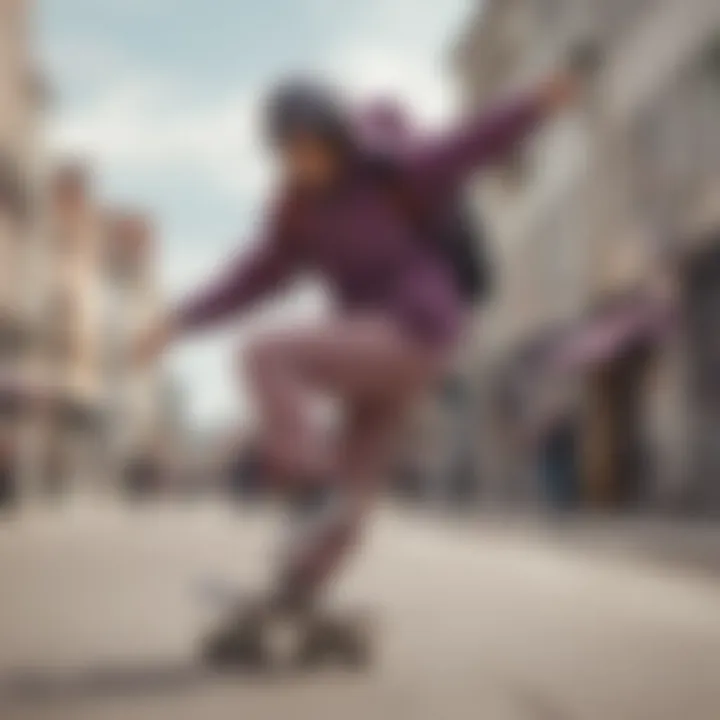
(171, 194), (305, 335)
(405, 74), (577, 197)
(133, 201), (305, 366)
(175, 233), (301, 333)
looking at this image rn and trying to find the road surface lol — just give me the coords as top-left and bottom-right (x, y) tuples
(0, 501), (719, 720)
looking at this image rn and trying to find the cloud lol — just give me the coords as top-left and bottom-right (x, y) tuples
(48, 0), (471, 194)
(49, 77), (269, 199)
(41, 37), (132, 91)
(329, 44), (457, 124)
(318, 0), (469, 125)
(47, 0), (473, 208)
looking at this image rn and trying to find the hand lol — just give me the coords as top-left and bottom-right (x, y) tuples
(539, 71), (581, 114)
(133, 314), (179, 367)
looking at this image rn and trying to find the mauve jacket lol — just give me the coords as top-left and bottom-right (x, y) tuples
(176, 92), (545, 347)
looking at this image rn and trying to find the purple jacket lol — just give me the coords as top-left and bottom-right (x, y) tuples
(176, 92), (545, 346)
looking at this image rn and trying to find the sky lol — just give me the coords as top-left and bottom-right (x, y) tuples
(39, 0), (473, 430)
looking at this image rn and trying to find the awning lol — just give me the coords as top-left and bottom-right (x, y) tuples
(548, 295), (676, 374)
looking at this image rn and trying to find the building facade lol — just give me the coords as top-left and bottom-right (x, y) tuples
(27, 168), (169, 502)
(0, 1), (182, 507)
(102, 210), (165, 496)
(37, 164), (112, 497)
(0, 0), (46, 507)
(454, 0), (720, 513)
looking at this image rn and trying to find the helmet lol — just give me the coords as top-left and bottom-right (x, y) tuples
(263, 77), (352, 150)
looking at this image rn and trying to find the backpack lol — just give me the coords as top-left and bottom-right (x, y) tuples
(367, 153), (494, 304)
(278, 153), (495, 304)
(435, 196), (494, 303)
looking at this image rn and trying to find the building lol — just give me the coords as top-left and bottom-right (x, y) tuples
(454, 0), (720, 512)
(25, 167), (171, 502)
(0, 0), (47, 507)
(102, 210), (165, 495)
(0, 2), (177, 507)
(40, 163), (109, 497)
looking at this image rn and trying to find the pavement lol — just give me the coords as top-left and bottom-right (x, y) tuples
(435, 508), (720, 577)
(553, 515), (720, 575)
(0, 500), (719, 720)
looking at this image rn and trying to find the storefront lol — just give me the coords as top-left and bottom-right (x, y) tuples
(485, 333), (576, 509)
(681, 239), (720, 514)
(0, 378), (38, 508)
(487, 292), (676, 512)
(0, 404), (19, 508)
(45, 395), (106, 498)
(548, 292), (676, 510)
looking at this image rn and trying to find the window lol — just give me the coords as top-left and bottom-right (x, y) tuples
(497, 147), (531, 191)
(536, 0), (563, 26)
(703, 32), (720, 87)
(24, 68), (50, 109)
(599, 0), (654, 41)
(0, 318), (24, 364)
(0, 388), (23, 420)
(45, 292), (75, 361)
(0, 154), (28, 226)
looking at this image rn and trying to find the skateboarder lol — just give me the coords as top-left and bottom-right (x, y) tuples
(136, 71), (578, 628)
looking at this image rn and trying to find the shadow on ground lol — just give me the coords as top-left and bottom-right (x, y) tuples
(0, 659), (349, 707)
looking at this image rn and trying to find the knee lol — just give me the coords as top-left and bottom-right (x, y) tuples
(243, 335), (282, 382)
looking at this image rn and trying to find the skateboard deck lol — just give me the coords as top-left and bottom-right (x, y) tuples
(195, 579), (375, 671)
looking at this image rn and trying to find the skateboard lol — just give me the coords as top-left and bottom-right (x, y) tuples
(196, 583), (374, 671)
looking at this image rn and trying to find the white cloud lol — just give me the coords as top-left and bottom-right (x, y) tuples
(50, 78), (270, 198)
(41, 37), (133, 90)
(48, 0), (472, 196)
(320, 0), (468, 118)
(329, 44), (457, 124)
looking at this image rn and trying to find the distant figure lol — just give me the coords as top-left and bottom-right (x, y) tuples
(124, 454), (159, 500)
(539, 415), (579, 512)
(0, 445), (14, 509)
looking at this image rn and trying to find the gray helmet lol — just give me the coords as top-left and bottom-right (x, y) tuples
(263, 77), (352, 150)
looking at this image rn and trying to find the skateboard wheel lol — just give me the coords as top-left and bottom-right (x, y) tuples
(201, 633), (264, 669)
(337, 621), (373, 669)
(297, 613), (374, 670)
(201, 611), (268, 669)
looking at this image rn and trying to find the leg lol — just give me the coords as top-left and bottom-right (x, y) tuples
(244, 316), (444, 485)
(243, 315), (449, 608)
(208, 319), (447, 664)
(204, 401), (410, 667)
(273, 396), (412, 611)
(270, 398), (408, 669)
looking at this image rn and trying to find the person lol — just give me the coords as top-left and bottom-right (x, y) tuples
(136, 73), (578, 612)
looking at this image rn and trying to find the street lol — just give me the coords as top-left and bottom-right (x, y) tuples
(0, 502), (719, 720)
